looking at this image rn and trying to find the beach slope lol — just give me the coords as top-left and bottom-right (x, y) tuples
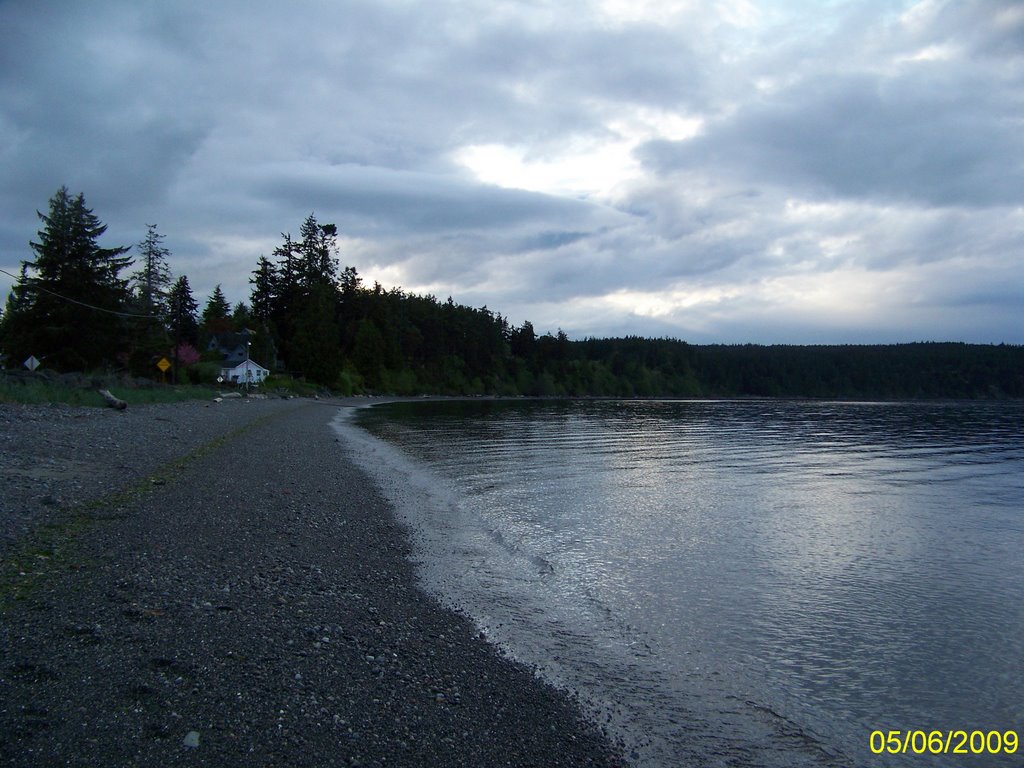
(0, 399), (621, 766)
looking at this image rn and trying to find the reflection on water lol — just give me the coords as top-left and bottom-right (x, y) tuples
(339, 400), (1024, 767)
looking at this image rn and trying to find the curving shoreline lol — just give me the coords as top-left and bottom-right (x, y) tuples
(0, 397), (624, 766)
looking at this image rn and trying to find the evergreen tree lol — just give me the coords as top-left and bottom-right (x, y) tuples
(167, 275), (199, 346)
(249, 255), (278, 323)
(248, 257), (281, 373)
(258, 214), (344, 375)
(510, 320), (537, 360)
(131, 224), (173, 317)
(126, 224), (174, 375)
(339, 265), (361, 297)
(280, 214), (343, 383)
(336, 265), (363, 353)
(289, 282), (342, 385)
(0, 265), (31, 365)
(201, 284), (232, 337)
(267, 234), (302, 366)
(297, 214), (338, 287)
(231, 301), (252, 330)
(352, 318), (386, 389)
(6, 187), (131, 370)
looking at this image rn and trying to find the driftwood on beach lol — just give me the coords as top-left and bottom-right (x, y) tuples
(97, 388), (128, 410)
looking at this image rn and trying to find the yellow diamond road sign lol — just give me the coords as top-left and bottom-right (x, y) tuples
(157, 357), (171, 372)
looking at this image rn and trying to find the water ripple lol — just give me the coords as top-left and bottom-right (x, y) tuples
(349, 399), (1024, 767)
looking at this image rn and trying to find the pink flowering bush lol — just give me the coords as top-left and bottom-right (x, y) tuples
(173, 343), (202, 366)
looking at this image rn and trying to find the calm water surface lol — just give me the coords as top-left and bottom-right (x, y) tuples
(335, 400), (1024, 767)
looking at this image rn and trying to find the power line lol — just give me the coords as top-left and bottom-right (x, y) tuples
(0, 265), (161, 320)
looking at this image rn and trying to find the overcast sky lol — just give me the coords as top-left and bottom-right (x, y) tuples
(2, 0), (1022, 343)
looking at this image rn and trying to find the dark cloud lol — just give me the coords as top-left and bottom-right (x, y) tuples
(900, 0), (1024, 62)
(0, 2), (212, 210)
(247, 163), (623, 235)
(638, 68), (1024, 207)
(462, 21), (706, 111)
(1, 0), (1022, 344)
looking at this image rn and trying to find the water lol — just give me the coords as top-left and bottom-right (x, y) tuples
(333, 399), (1024, 767)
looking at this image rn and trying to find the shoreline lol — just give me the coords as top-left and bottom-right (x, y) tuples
(0, 398), (624, 766)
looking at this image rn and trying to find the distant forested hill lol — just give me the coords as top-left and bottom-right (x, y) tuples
(577, 340), (1024, 400)
(294, 275), (1024, 398)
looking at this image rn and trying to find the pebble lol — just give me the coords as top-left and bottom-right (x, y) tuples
(0, 398), (624, 768)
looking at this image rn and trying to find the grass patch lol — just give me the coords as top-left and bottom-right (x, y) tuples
(0, 372), (218, 407)
(0, 403), (300, 610)
(106, 385), (220, 405)
(263, 373), (321, 398)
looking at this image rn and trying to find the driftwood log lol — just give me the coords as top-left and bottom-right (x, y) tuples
(98, 389), (128, 410)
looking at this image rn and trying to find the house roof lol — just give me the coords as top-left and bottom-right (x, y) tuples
(210, 331), (252, 350)
(222, 359), (269, 373)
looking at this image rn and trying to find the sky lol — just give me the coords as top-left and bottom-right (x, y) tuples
(1, 0), (1022, 344)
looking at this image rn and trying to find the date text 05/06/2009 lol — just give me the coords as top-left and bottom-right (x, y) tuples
(869, 730), (1018, 756)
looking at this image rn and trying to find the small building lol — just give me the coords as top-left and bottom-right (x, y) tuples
(220, 359), (270, 385)
(208, 329), (254, 367)
(209, 327), (279, 372)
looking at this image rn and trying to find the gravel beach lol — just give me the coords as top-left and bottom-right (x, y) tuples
(0, 397), (623, 766)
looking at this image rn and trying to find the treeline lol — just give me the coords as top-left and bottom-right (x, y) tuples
(0, 187), (260, 380)
(245, 215), (1024, 399)
(572, 339), (1024, 400)
(2, 188), (1022, 400)
(245, 218), (1024, 399)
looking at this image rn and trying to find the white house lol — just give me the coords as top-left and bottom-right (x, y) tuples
(220, 359), (270, 385)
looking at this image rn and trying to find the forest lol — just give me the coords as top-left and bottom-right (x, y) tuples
(2, 187), (1022, 400)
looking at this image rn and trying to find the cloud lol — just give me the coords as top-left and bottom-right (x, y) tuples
(638, 68), (1024, 208)
(1, 0), (1021, 344)
(247, 162), (626, 236)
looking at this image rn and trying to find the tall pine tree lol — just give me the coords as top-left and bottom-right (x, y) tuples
(249, 255), (278, 324)
(289, 214), (342, 383)
(167, 275), (199, 346)
(127, 223), (174, 375)
(166, 274), (199, 384)
(131, 224), (173, 317)
(201, 284), (232, 338)
(251, 214), (344, 383)
(0, 265), (32, 366)
(297, 214), (338, 288)
(6, 187), (132, 370)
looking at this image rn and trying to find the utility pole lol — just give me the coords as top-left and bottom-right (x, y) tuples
(172, 296), (182, 385)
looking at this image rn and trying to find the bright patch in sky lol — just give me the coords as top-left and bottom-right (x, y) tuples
(603, 285), (741, 317)
(454, 109), (702, 199)
(898, 43), (959, 63)
(454, 140), (637, 198)
(599, 0), (697, 25)
(588, 267), (917, 339)
(599, 0), (759, 27)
